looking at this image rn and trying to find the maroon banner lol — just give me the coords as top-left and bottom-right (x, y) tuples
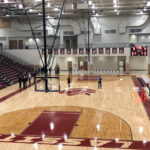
(105, 48), (110, 54)
(48, 49), (52, 55)
(79, 48), (84, 54)
(86, 48), (88, 54)
(119, 48), (124, 54)
(73, 49), (77, 55)
(112, 48), (117, 54)
(54, 49), (58, 55)
(92, 48), (97, 54)
(41, 49), (44, 55)
(99, 48), (103, 54)
(67, 49), (71, 54)
(0, 134), (149, 149)
(60, 49), (65, 55)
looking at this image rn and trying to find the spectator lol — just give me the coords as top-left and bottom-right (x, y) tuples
(97, 75), (102, 89)
(67, 75), (71, 88)
(28, 72), (32, 85)
(18, 76), (22, 88)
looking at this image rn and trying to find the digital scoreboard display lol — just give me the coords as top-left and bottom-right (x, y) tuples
(131, 46), (147, 56)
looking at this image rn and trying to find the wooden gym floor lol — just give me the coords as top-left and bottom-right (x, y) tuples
(0, 74), (150, 150)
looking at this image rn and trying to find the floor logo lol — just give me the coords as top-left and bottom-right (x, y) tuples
(60, 88), (96, 96)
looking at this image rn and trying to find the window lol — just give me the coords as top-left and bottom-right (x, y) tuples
(130, 29), (142, 33)
(80, 31), (91, 34)
(105, 30), (116, 34)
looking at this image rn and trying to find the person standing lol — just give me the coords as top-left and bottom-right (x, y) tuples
(67, 75), (71, 88)
(1, 43), (3, 50)
(23, 75), (26, 89)
(49, 67), (52, 75)
(0, 43), (2, 50)
(28, 72), (31, 85)
(18, 76), (22, 88)
(97, 75), (102, 89)
(32, 71), (36, 84)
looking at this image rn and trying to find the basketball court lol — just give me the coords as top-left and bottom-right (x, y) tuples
(0, 0), (150, 149)
(0, 74), (150, 150)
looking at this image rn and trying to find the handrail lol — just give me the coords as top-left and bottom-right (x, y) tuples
(1, 42), (150, 50)
(0, 50), (31, 66)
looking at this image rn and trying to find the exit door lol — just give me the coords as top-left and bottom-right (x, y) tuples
(9, 40), (17, 49)
(83, 62), (88, 70)
(19, 40), (23, 49)
(68, 61), (72, 72)
(119, 60), (125, 71)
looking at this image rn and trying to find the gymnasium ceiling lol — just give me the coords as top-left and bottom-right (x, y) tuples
(0, 0), (149, 18)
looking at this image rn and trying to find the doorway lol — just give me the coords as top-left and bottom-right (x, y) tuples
(68, 61), (72, 72)
(119, 60), (125, 71)
(19, 40), (23, 49)
(83, 62), (88, 70)
(78, 61), (88, 70)
(9, 40), (17, 49)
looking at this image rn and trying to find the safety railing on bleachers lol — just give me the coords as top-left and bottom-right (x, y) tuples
(0, 50), (31, 66)
(141, 74), (149, 84)
(72, 69), (120, 75)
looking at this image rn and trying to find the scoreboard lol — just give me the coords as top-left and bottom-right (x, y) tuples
(131, 46), (147, 56)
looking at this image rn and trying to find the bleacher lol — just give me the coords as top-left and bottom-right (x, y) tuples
(0, 54), (31, 89)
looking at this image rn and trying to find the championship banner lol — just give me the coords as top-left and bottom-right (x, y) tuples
(99, 48), (104, 54)
(60, 48), (65, 55)
(42, 49), (44, 55)
(54, 49), (58, 55)
(79, 48), (84, 54)
(67, 49), (71, 54)
(92, 48), (97, 54)
(105, 48), (110, 54)
(73, 49), (77, 55)
(119, 48), (124, 54)
(112, 48), (117, 54)
(48, 49), (52, 55)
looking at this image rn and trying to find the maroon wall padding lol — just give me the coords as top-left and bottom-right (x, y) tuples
(21, 111), (80, 137)
(132, 76), (150, 120)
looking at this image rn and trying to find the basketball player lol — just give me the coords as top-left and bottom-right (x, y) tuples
(18, 76), (22, 88)
(28, 72), (31, 85)
(67, 75), (71, 88)
(98, 75), (102, 89)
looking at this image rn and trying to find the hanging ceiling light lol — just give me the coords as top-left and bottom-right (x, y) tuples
(29, 9), (33, 12)
(18, 4), (23, 9)
(88, 0), (92, 6)
(113, 0), (117, 8)
(4, 0), (9, 3)
(91, 4), (95, 9)
(147, 1), (150, 6)
(116, 10), (120, 15)
(47, 3), (51, 7)
(54, 7), (59, 11)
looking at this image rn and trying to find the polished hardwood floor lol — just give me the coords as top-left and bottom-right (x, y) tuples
(0, 74), (150, 150)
